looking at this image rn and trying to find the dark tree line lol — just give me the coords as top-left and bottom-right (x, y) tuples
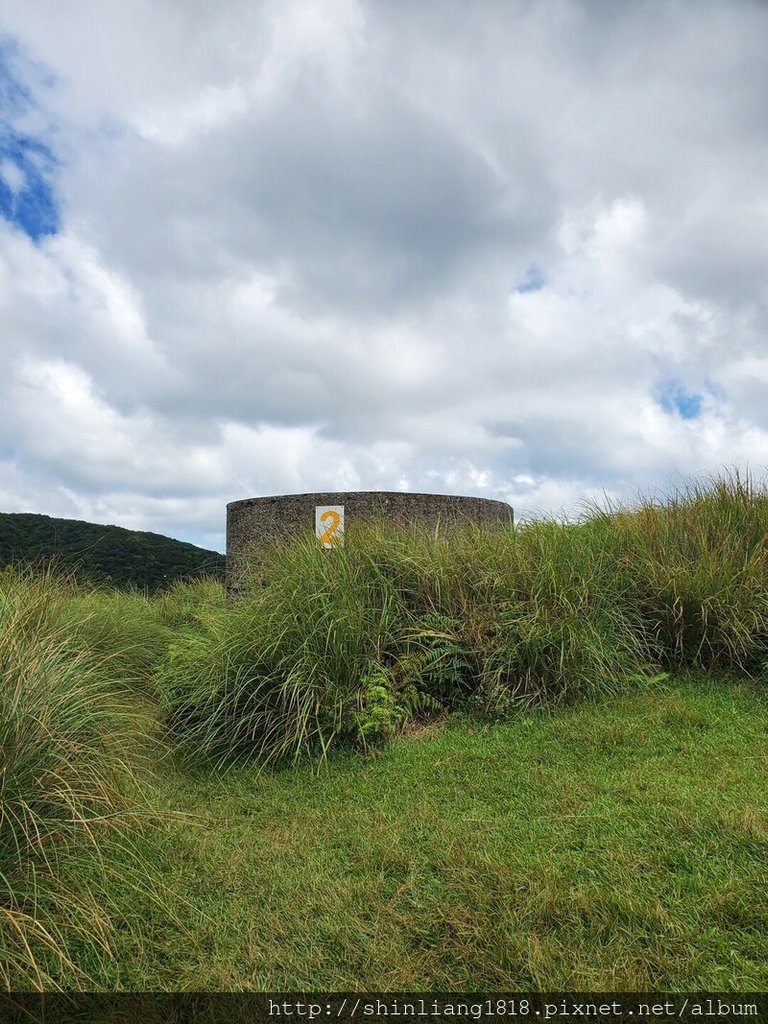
(0, 512), (226, 592)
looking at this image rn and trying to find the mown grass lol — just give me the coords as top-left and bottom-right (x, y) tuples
(2, 466), (768, 990)
(70, 672), (768, 991)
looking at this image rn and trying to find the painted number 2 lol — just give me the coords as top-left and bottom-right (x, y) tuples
(315, 506), (344, 547)
(319, 510), (341, 544)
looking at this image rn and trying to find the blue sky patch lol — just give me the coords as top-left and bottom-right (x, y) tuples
(0, 39), (59, 242)
(0, 133), (60, 240)
(515, 263), (546, 293)
(659, 381), (703, 420)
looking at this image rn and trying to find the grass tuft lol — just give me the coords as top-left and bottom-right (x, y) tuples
(0, 565), (172, 989)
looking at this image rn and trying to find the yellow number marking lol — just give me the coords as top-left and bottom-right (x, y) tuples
(319, 509), (342, 545)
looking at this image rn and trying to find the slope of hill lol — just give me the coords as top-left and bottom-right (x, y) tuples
(0, 512), (225, 591)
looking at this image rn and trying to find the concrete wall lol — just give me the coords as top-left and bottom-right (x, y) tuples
(226, 491), (514, 592)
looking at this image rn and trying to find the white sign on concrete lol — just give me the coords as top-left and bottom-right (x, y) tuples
(315, 506), (344, 547)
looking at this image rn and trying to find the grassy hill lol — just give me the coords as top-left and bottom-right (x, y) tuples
(3, 468), (768, 991)
(0, 511), (225, 591)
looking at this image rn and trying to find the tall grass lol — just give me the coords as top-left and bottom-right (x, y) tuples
(157, 528), (412, 766)
(0, 566), (167, 989)
(53, 587), (172, 696)
(582, 467), (768, 674)
(159, 468), (768, 767)
(157, 518), (656, 765)
(155, 576), (227, 631)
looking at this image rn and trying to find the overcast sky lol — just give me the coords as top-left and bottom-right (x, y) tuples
(2, 0), (767, 552)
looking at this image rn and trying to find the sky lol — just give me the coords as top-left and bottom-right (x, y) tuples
(1, 0), (767, 553)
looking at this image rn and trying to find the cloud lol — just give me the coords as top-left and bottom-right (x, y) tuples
(1, 0), (767, 552)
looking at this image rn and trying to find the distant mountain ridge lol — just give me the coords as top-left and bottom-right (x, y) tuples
(0, 512), (225, 592)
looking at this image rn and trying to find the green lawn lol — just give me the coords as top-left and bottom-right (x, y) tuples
(71, 671), (768, 992)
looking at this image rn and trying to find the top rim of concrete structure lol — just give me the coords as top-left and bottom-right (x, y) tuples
(227, 491), (512, 510)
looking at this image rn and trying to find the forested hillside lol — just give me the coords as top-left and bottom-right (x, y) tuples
(0, 512), (225, 591)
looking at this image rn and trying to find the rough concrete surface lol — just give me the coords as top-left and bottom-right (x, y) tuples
(226, 491), (514, 592)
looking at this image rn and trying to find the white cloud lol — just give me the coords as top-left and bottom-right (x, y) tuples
(0, 159), (26, 194)
(1, 0), (767, 552)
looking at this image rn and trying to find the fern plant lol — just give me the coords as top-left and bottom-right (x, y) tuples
(353, 660), (442, 750)
(399, 612), (476, 706)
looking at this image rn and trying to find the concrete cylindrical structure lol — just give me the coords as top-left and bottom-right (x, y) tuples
(226, 491), (514, 592)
